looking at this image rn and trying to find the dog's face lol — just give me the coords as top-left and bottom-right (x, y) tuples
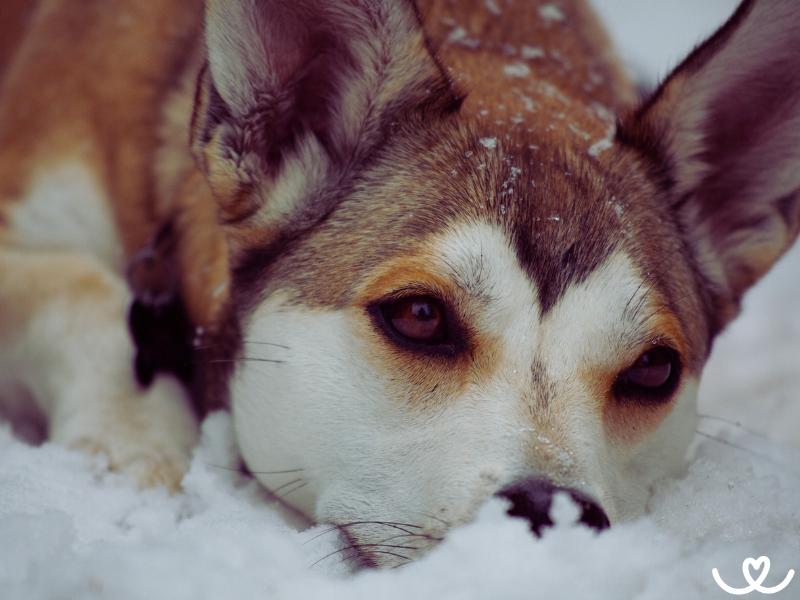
(230, 133), (704, 558)
(193, 0), (800, 566)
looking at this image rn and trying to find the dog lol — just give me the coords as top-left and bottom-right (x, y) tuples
(1, 0), (798, 568)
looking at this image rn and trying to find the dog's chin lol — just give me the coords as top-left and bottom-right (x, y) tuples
(332, 521), (445, 570)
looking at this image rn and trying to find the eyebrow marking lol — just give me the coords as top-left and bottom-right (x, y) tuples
(618, 285), (688, 356)
(439, 239), (496, 305)
(621, 280), (649, 323)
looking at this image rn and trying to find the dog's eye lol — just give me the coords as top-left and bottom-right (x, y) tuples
(615, 346), (681, 400)
(380, 296), (447, 345)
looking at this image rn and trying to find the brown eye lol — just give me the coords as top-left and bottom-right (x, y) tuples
(615, 346), (681, 400)
(380, 296), (448, 345)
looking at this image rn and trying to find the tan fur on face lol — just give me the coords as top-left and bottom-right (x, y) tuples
(599, 306), (690, 445)
(352, 236), (510, 407)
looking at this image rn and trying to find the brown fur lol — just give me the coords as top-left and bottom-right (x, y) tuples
(0, 0), (200, 251)
(419, 0), (634, 121)
(0, 0), (37, 82)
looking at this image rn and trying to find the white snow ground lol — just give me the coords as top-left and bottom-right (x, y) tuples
(3, 2), (799, 599)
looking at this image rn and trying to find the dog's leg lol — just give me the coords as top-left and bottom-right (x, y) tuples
(0, 247), (198, 491)
(128, 171), (233, 413)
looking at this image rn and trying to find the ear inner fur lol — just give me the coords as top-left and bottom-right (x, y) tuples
(194, 0), (464, 267)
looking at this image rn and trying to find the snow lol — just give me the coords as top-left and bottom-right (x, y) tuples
(590, 0), (739, 85)
(699, 242), (800, 447)
(3, 411), (799, 599)
(538, 4), (566, 23)
(446, 26), (480, 50)
(587, 138), (613, 158)
(503, 62), (531, 78)
(521, 45), (545, 60)
(3, 2), (799, 599)
(484, 0), (502, 17)
(479, 136), (498, 150)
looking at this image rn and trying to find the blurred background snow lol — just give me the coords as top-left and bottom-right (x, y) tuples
(591, 0), (739, 86)
(2, 2), (798, 599)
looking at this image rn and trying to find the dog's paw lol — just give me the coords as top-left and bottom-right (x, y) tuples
(73, 436), (191, 493)
(56, 377), (199, 493)
(115, 452), (189, 492)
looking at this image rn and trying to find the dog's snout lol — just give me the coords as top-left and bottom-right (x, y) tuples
(497, 478), (610, 536)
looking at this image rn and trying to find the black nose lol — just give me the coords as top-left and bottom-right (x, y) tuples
(496, 478), (610, 536)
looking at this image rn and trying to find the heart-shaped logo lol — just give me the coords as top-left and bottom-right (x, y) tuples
(743, 556), (771, 588)
(712, 555), (795, 595)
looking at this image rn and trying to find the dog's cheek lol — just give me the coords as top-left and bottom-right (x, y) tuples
(229, 297), (399, 519)
(229, 295), (534, 533)
(603, 377), (700, 520)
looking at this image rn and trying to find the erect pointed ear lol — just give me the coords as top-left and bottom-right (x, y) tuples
(618, 0), (800, 330)
(191, 0), (460, 260)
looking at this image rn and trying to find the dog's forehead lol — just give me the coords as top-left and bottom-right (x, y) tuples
(364, 131), (623, 313)
(495, 144), (620, 314)
(326, 129), (707, 370)
(262, 129), (634, 314)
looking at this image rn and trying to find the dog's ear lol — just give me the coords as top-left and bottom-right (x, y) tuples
(619, 0), (800, 330)
(192, 0), (459, 260)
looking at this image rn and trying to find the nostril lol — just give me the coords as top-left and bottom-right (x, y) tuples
(496, 478), (610, 536)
